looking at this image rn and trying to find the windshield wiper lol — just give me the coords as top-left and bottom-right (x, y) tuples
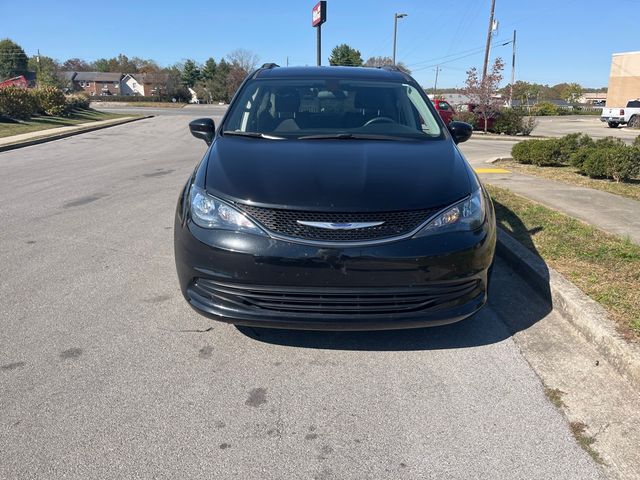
(222, 131), (284, 140)
(298, 133), (406, 141)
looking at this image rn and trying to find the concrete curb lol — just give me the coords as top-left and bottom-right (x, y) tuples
(0, 115), (153, 153)
(485, 156), (513, 164)
(470, 134), (549, 142)
(496, 228), (640, 389)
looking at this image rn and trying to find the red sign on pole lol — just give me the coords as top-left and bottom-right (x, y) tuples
(312, 1), (327, 27)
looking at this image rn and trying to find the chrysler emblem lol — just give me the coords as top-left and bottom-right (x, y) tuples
(296, 221), (384, 230)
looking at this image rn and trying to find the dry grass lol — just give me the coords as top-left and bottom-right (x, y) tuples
(0, 109), (128, 138)
(488, 185), (640, 341)
(496, 159), (640, 202)
(544, 387), (566, 409)
(570, 422), (604, 464)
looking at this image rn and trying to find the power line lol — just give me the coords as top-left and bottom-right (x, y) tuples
(410, 38), (512, 73)
(405, 37), (510, 69)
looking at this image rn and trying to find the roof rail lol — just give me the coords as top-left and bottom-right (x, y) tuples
(260, 63), (280, 69)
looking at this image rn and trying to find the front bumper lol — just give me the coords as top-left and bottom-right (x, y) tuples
(174, 208), (496, 330)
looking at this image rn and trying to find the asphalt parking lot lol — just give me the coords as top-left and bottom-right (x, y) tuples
(0, 114), (609, 479)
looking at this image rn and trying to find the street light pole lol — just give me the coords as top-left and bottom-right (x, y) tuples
(392, 13), (408, 65)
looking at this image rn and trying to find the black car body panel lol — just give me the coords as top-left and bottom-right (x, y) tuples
(174, 65), (496, 330)
(205, 137), (471, 212)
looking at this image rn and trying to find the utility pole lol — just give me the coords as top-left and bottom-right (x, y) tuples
(36, 49), (41, 83)
(481, 0), (496, 82)
(509, 29), (516, 107)
(392, 13), (408, 65)
(433, 66), (440, 96)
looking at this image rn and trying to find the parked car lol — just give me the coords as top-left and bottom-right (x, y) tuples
(432, 99), (455, 124)
(174, 65), (496, 330)
(600, 99), (640, 128)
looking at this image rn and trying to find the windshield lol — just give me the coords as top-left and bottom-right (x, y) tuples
(223, 78), (443, 140)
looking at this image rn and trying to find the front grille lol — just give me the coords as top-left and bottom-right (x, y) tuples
(193, 279), (480, 316)
(238, 204), (440, 242)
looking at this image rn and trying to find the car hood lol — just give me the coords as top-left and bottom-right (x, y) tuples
(205, 136), (472, 212)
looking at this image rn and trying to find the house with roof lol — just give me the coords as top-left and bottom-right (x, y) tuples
(121, 73), (170, 96)
(72, 72), (123, 96)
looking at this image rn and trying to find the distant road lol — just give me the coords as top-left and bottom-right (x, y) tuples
(93, 103), (229, 117)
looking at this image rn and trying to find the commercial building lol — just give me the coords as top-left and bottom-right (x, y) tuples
(606, 51), (640, 107)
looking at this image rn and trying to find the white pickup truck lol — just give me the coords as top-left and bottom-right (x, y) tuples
(600, 99), (640, 128)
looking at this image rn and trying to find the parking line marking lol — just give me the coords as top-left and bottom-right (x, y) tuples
(474, 168), (510, 173)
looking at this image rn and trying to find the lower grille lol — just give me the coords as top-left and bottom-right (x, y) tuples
(192, 279), (480, 316)
(237, 204), (440, 243)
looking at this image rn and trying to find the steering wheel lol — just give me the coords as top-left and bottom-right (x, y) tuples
(363, 116), (395, 126)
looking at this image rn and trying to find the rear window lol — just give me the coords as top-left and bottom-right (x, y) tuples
(626, 100), (640, 108)
(223, 78), (443, 140)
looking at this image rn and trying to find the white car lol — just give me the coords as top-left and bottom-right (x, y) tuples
(600, 100), (640, 128)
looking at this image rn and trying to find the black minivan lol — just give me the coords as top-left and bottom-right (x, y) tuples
(174, 65), (495, 330)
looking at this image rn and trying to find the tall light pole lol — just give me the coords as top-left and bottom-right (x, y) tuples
(392, 13), (408, 65)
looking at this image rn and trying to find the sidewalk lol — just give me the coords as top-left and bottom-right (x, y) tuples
(0, 116), (147, 151)
(479, 171), (640, 244)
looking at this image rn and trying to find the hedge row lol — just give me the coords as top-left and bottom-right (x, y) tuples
(0, 86), (91, 120)
(512, 133), (640, 182)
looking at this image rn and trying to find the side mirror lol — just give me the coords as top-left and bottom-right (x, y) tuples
(448, 121), (473, 144)
(189, 118), (215, 145)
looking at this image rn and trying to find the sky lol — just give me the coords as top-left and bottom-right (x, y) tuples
(1, 0), (639, 89)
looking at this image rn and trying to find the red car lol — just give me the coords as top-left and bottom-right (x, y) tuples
(432, 99), (455, 125)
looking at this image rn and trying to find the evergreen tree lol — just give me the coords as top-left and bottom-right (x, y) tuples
(201, 57), (217, 81)
(181, 59), (201, 88)
(0, 38), (28, 79)
(328, 44), (363, 67)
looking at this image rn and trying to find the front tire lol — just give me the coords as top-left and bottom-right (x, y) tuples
(607, 121), (619, 128)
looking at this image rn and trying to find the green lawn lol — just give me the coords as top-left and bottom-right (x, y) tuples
(488, 184), (640, 340)
(496, 160), (640, 202)
(0, 109), (130, 138)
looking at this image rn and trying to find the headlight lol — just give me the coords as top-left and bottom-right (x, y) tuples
(189, 185), (265, 235)
(415, 188), (486, 237)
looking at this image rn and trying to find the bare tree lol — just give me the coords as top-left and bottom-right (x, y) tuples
(227, 49), (260, 74)
(462, 57), (504, 132)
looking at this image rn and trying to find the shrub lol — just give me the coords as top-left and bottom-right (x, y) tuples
(512, 138), (567, 166)
(452, 110), (476, 126)
(0, 85), (37, 119)
(493, 108), (523, 135)
(66, 93), (90, 110)
(634, 135), (640, 147)
(521, 116), (537, 136)
(579, 142), (640, 182)
(32, 85), (68, 116)
(528, 139), (565, 166)
(532, 102), (559, 116)
(556, 133), (594, 165)
(511, 140), (534, 164)
(570, 136), (616, 169)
